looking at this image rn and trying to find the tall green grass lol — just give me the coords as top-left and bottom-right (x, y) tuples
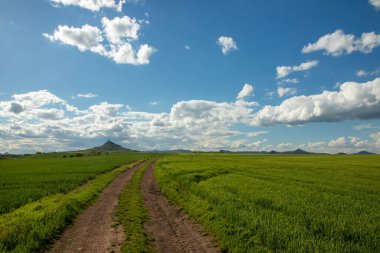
(115, 160), (155, 253)
(0, 161), (142, 252)
(155, 154), (380, 252)
(0, 153), (153, 214)
(0, 153), (162, 252)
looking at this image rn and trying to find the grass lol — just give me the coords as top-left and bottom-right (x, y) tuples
(155, 154), (380, 252)
(0, 153), (161, 252)
(115, 160), (155, 253)
(0, 153), (155, 214)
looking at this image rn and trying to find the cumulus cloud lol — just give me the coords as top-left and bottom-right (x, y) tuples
(252, 78), (380, 126)
(302, 30), (380, 56)
(1, 88), (380, 154)
(308, 141), (326, 149)
(369, 0), (380, 10)
(44, 16), (156, 65)
(356, 68), (380, 78)
(357, 70), (370, 77)
(101, 16), (140, 43)
(282, 78), (299, 84)
(0, 90), (78, 121)
(89, 102), (124, 116)
(170, 99), (253, 128)
(354, 123), (379, 130)
(349, 136), (369, 147)
(246, 131), (269, 137)
(50, 0), (125, 12)
(328, 136), (346, 147)
(327, 136), (369, 149)
(277, 86), (297, 98)
(43, 24), (105, 53)
(75, 93), (97, 98)
(370, 132), (380, 147)
(217, 36), (238, 55)
(276, 60), (319, 79)
(107, 43), (156, 65)
(9, 102), (24, 114)
(0, 88), (260, 153)
(237, 84), (254, 100)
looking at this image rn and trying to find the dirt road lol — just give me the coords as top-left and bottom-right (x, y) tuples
(142, 162), (220, 253)
(47, 161), (147, 253)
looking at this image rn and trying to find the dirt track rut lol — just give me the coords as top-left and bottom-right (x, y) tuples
(47, 161), (146, 253)
(142, 162), (220, 253)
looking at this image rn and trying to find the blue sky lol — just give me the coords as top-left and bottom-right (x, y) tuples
(1, 0), (380, 153)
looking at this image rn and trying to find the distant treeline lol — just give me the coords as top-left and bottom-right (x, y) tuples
(0, 154), (31, 160)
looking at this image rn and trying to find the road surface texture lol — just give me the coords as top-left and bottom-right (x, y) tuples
(142, 162), (220, 253)
(47, 161), (147, 253)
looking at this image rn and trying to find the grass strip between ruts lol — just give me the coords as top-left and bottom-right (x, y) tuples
(115, 159), (155, 253)
(0, 160), (145, 253)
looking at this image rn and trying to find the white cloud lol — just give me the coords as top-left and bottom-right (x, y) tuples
(246, 131), (269, 137)
(265, 90), (275, 99)
(349, 136), (369, 147)
(44, 17), (156, 65)
(2, 87), (379, 154)
(354, 123), (379, 130)
(0, 88), (260, 153)
(308, 141), (326, 149)
(277, 86), (297, 98)
(277, 143), (293, 149)
(217, 36), (238, 55)
(282, 78), (299, 84)
(76, 93), (97, 98)
(43, 24), (105, 53)
(101, 16), (140, 43)
(0, 90), (78, 120)
(369, 0), (380, 10)
(107, 43), (156, 65)
(356, 70), (369, 77)
(276, 60), (319, 78)
(237, 83), (254, 100)
(302, 30), (380, 56)
(328, 137), (346, 147)
(170, 100), (253, 127)
(149, 101), (159, 106)
(185, 45), (191, 50)
(327, 136), (369, 149)
(252, 78), (380, 126)
(356, 68), (380, 78)
(89, 102), (124, 116)
(50, 0), (125, 12)
(370, 132), (380, 147)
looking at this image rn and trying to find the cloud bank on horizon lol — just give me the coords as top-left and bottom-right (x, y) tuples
(1, 79), (380, 153)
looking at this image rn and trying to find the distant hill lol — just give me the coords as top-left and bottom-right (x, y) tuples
(218, 149), (316, 155)
(352, 150), (375, 155)
(85, 140), (137, 153)
(282, 149), (312, 154)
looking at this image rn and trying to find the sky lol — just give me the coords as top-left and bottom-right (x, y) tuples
(1, 0), (380, 154)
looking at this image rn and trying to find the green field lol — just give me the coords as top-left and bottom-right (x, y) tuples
(155, 154), (380, 252)
(0, 153), (153, 214)
(0, 152), (159, 252)
(115, 160), (154, 253)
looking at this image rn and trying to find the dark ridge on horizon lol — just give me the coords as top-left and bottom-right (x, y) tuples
(0, 145), (378, 157)
(84, 140), (138, 153)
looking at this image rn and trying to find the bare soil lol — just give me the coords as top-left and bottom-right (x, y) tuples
(47, 161), (147, 253)
(142, 162), (220, 253)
